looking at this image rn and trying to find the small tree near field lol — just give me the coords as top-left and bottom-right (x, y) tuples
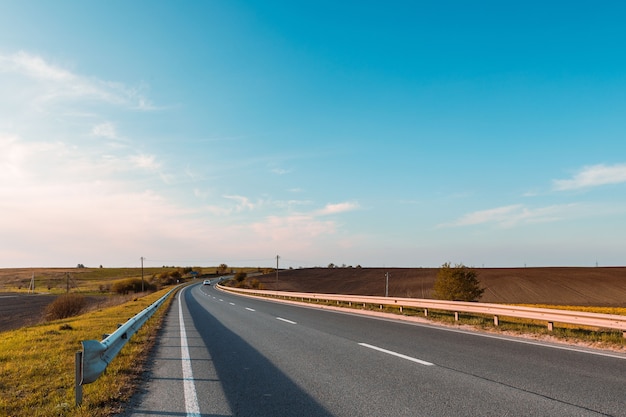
(433, 263), (484, 301)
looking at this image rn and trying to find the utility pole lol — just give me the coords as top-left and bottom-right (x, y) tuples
(276, 255), (280, 290)
(141, 256), (145, 292)
(385, 272), (390, 297)
(28, 272), (35, 294)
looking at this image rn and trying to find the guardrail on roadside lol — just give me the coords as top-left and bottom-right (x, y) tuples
(75, 286), (179, 406)
(218, 285), (626, 337)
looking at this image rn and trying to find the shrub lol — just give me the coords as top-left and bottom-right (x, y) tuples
(44, 294), (87, 321)
(112, 278), (156, 294)
(433, 263), (484, 301)
(234, 271), (247, 282)
(157, 270), (182, 285)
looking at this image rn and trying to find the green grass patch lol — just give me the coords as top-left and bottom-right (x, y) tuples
(0, 286), (177, 417)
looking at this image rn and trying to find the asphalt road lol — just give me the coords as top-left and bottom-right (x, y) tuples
(122, 284), (626, 416)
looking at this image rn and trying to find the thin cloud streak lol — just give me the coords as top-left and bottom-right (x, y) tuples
(439, 203), (580, 228)
(317, 202), (360, 216)
(553, 163), (626, 190)
(0, 51), (155, 110)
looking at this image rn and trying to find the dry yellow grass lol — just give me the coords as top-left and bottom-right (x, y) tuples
(516, 304), (626, 316)
(0, 287), (177, 417)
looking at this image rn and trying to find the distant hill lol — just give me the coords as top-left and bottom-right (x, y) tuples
(255, 267), (626, 307)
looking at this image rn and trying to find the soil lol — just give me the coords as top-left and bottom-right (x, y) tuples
(254, 266), (626, 307)
(2, 266), (624, 333)
(0, 293), (117, 333)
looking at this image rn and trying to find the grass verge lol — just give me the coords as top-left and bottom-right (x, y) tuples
(0, 286), (178, 417)
(250, 292), (626, 350)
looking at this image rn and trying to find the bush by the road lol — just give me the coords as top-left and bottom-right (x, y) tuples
(44, 293), (87, 320)
(112, 278), (157, 294)
(433, 263), (484, 302)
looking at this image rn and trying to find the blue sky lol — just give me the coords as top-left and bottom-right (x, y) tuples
(1, 1), (626, 268)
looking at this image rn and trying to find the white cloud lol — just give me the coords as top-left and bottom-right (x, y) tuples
(553, 163), (626, 190)
(271, 167), (290, 175)
(0, 51), (74, 81)
(0, 134), (203, 266)
(0, 51), (154, 110)
(92, 122), (119, 140)
(129, 154), (161, 171)
(224, 194), (258, 212)
(251, 215), (337, 241)
(440, 204), (578, 228)
(317, 201), (360, 216)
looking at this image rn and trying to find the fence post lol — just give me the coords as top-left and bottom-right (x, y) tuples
(75, 351), (83, 406)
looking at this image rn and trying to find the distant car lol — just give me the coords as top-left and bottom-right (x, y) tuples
(203, 280), (211, 285)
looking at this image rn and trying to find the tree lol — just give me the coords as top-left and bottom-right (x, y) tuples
(433, 263), (484, 301)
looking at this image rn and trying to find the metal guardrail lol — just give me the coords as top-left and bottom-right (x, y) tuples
(219, 286), (626, 336)
(75, 286), (178, 405)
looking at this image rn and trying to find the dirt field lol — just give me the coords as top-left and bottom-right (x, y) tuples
(0, 293), (113, 333)
(2, 266), (624, 333)
(0, 267), (161, 333)
(254, 267), (626, 307)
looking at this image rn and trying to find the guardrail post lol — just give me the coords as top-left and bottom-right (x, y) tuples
(219, 285), (626, 336)
(399, 306), (403, 313)
(75, 351), (83, 406)
(454, 312), (459, 321)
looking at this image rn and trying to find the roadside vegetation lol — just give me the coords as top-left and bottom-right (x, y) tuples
(44, 293), (88, 321)
(223, 271), (265, 289)
(0, 267), (185, 294)
(241, 291), (626, 350)
(0, 287), (177, 417)
(432, 263), (484, 301)
(0, 265), (272, 294)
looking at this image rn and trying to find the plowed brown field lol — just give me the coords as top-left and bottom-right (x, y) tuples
(255, 267), (626, 307)
(2, 266), (624, 333)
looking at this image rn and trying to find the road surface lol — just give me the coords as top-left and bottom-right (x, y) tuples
(122, 284), (626, 416)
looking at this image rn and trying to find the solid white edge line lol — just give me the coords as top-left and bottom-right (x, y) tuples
(179, 290), (201, 417)
(359, 343), (434, 366)
(276, 317), (297, 324)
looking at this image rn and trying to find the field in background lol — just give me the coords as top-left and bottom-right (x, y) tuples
(0, 266), (267, 294)
(0, 266), (266, 332)
(254, 266), (626, 307)
(0, 267), (180, 294)
(2, 266), (624, 333)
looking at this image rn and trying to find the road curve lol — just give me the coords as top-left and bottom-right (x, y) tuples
(121, 284), (626, 417)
